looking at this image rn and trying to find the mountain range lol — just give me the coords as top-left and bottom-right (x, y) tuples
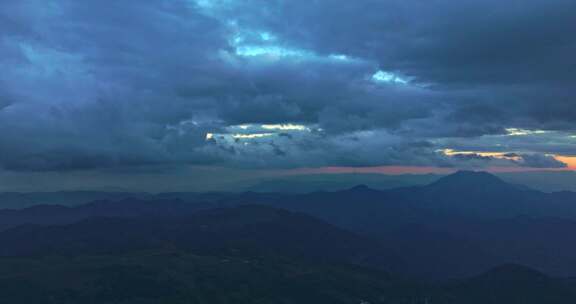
(1, 205), (575, 304)
(2, 171), (576, 302)
(3, 171), (576, 278)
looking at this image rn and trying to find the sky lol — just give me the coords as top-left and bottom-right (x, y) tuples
(0, 0), (575, 191)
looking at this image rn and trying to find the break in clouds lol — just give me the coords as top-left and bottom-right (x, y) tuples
(0, 0), (575, 171)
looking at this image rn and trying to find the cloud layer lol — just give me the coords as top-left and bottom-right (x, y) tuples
(0, 0), (575, 171)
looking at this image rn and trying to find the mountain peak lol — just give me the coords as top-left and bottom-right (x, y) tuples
(347, 184), (375, 192)
(451, 170), (500, 179)
(429, 170), (510, 190)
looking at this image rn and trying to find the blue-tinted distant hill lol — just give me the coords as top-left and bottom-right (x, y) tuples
(0, 205), (574, 304)
(246, 173), (441, 193)
(0, 191), (236, 209)
(497, 170), (576, 192)
(227, 171), (576, 277)
(0, 205), (399, 268)
(0, 191), (150, 209)
(3, 170), (576, 210)
(443, 264), (576, 304)
(3, 171), (576, 278)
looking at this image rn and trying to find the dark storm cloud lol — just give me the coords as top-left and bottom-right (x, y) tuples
(447, 151), (567, 169)
(231, 0), (576, 131)
(515, 153), (567, 168)
(0, 0), (574, 172)
(260, 0), (576, 85)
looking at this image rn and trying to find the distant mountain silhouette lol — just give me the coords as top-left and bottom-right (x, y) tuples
(3, 171), (575, 231)
(346, 184), (381, 193)
(0, 198), (228, 232)
(428, 170), (515, 191)
(3, 171), (576, 278)
(0, 205), (399, 271)
(0, 191), (151, 209)
(223, 171), (576, 278)
(391, 170), (540, 218)
(227, 171), (576, 228)
(246, 173), (440, 193)
(446, 264), (576, 304)
(0, 191), (233, 209)
(1, 204), (575, 303)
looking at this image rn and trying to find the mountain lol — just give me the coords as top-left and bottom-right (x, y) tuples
(445, 264), (576, 304)
(394, 171), (576, 221)
(0, 191), (233, 210)
(0, 251), (428, 304)
(0, 197), (228, 232)
(3, 171), (576, 278)
(248, 171), (576, 224)
(0, 205), (399, 270)
(497, 171), (576, 192)
(0, 205), (427, 303)
(218, 171), (576, 278)
(246, 173), (440, 193)
(3, 171), (575, 231)
(0, 191), (151, 209)
(386, 170), (540, 218)
(2, 204), (573, 303)
(2, 256), (573, 304)
(430, 170), (510, 188)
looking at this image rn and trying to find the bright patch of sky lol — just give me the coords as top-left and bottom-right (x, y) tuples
(192, 0), (409, 88)
(191, 1), (414, 91)
(229, 31), (357, 63)
(192, 0), (236, 13)
(232, 133), (274, 139)
(259, 32), (275, 41)
(229, 28), (277, 45)
(206, 132), (276, 144)
(505, 128), (549, 136)
(261, 124), (311, 131)
(372, 70), (410, 85)
(194, 0), (219, 9)
(441, 149), (521, 161)
(210, 11), (358, 63)
(206, 123), (316, 142)
(234, 45), (313, 58)
(227, 25), (315, 60)
(329, 54), (352, 61)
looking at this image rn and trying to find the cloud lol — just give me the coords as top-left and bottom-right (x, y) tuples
(515, 153), (567, 169)
(443, 151), (567, 169)
(0, 0), (575, 172)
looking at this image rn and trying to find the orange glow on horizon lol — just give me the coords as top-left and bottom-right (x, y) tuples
(555, 156), (576, 170)
(286, 166), (456, 176)
(279, 154), (576, 176)
(284, 161), (576, 176)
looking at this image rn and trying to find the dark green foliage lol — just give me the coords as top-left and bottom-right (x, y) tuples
(0, 252), (425, 304)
